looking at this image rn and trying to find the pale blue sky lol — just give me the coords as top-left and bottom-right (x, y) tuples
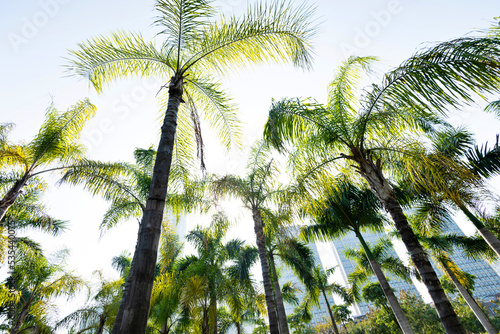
(1, 0), (500, 322)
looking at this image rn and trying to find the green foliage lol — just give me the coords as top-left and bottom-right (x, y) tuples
(1, 245), (85, 332)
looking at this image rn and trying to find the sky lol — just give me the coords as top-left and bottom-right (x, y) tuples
(1, 0), (500, 324)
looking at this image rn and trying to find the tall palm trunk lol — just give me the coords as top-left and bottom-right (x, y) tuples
(322, 290), (339, 334)
(252, 207), (280, 334)
(356, 156), (466, 334)
(209, 291), (217, 334)
(441, 261), (498, 334)
(458, 203), (500, 258)
(0, 172), (31, 222)
(236, 323), (241, 334)
(355, 230), (414, 334)
(269, 251), (290, 334)
(112, 77), (183, 334)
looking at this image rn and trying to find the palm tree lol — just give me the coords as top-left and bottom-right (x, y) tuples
(410, 231), (499, 334)
(0, 176), (67, 261)
(308, 265), (351, 334)
(344, 238), (416, 307)
(67, 1), (316, 331)
(1, 246), (85, 333)
(263, 211), (317, 334)
(333, 304), (351, 333)
(264, 39), (500, 331)
(301, 179), (415, 333)
(0, 99), (96, 222)
(408, 127), (500, 257)
(147, 223), (184, 334)
(212, 141), (293, 333)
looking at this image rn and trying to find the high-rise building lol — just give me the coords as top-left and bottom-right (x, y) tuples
(330, 230), (421, 315)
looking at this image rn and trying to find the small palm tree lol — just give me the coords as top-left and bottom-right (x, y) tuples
(0, 100), (96, 222)
(345, 238), (416, 306)
(309, 265), (351, 334)
(67, 1), (316, 331)
(0, 177), (67, 261)
(333, 304), (351, 333)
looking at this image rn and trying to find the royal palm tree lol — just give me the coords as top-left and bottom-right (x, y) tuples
(67, 1), (316, 331)
(301, 178), (415, 333)
(264, 39), (500, 331)
(0, 100), (95, 222)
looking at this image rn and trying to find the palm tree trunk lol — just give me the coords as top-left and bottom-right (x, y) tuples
(458, 203), (500, 258)
(442, 261), (498, 334)
(355, 231), (414, 334)
(236, 323), (241, 334)
(357, 157), (466, 334)
(269, 251), (290, 334)
(252, 207), (280, 334)
(322, 290), (340, 334)
(10, 304), (30, 334)
(209, 292), (217, 334)
(96, 313), (107, 334)
(0, 173), (31, 222)
(112, 77), (183, 334)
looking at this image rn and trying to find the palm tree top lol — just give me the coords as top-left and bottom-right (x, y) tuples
(67, 0), (317, 92)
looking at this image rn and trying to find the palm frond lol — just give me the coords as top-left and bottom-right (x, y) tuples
(67, 31), (175, 92)
(185, 0), (317, 73)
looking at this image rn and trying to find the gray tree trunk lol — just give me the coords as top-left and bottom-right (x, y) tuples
(252, 207), (280, 334)
(10, 305), (30, 334)
(355, 231), (414, 334)
(111, 77), (183, 334)
(322, 290), (339, 334)
(442, 262), (498, 334)
(458, 204), (500, 258)
(0, 173), (31, 222)
(356, 155), (466, 334)
(269, 252), (290, 334)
